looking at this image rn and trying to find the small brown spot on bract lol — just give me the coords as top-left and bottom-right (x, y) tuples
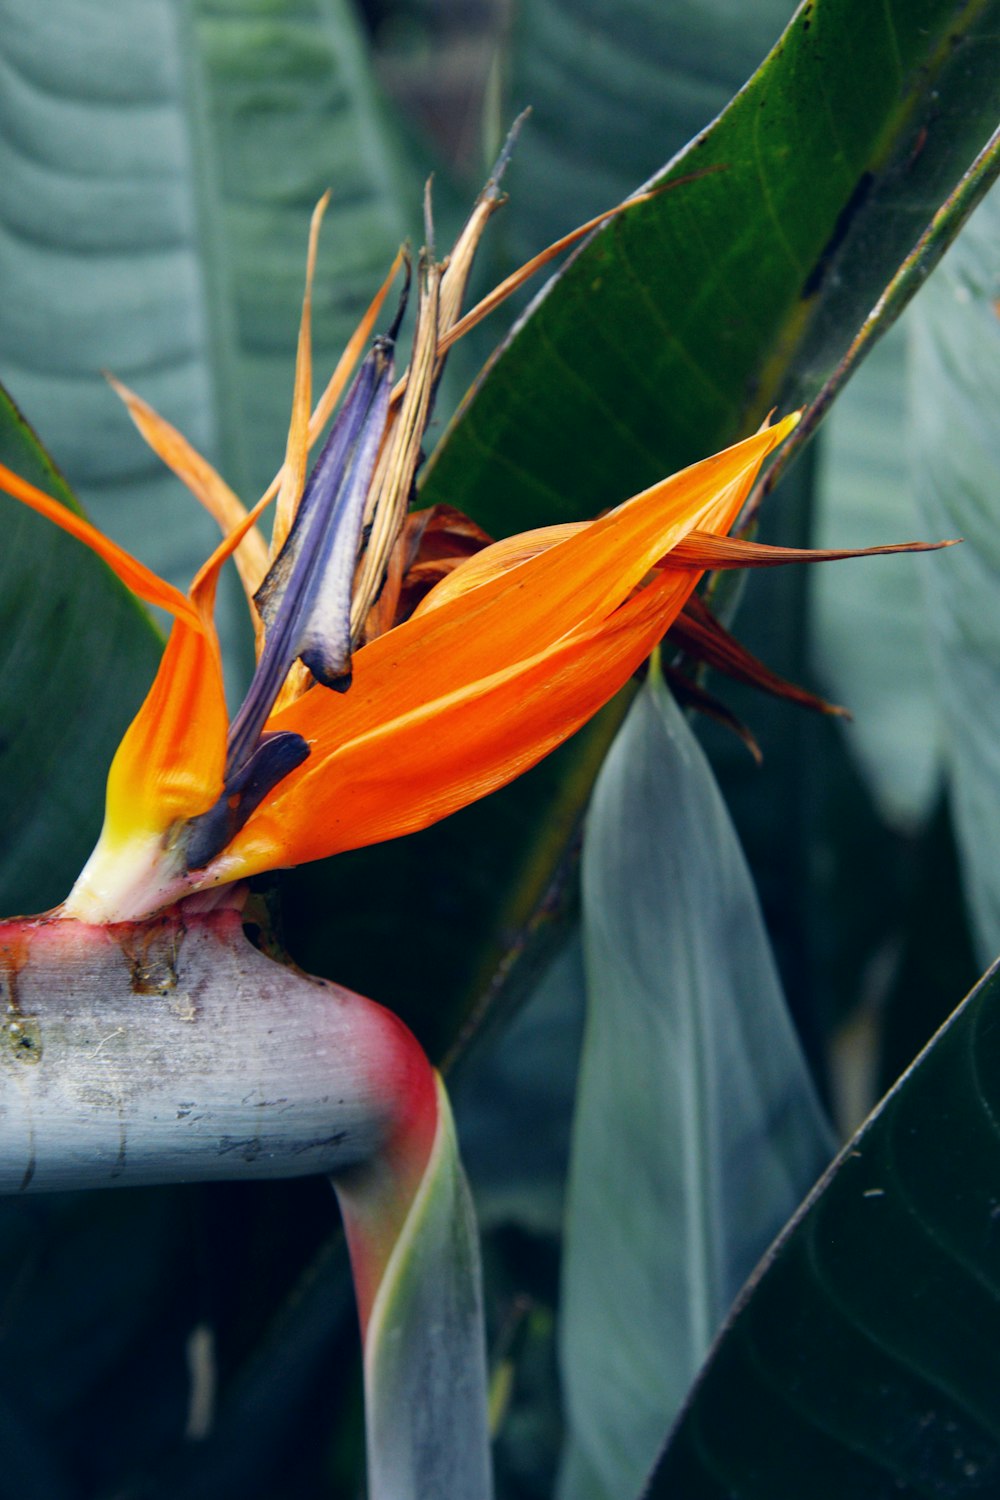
(120, 919), (181, 996)
(2, 1015), (41, 1066)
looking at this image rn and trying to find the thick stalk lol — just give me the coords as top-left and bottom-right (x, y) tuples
(0, 908), (492, 1499)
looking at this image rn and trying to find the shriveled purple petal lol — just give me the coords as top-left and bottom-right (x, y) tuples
(184, 731), (310, 871)
(226, 337), (394, 780)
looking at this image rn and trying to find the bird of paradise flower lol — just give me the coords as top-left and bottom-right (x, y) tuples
(0, 188), (807, 928)
(0, 164), (948, 1500)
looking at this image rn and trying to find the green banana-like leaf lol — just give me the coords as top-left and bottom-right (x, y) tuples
(0, 387), (161, 914)
(421, 0), (1000, 538)
(910, 179), (1000, 964)
(0, 0), (408, 676)
(809, 325), (944, 833)
(647, 952), (1000, 1499)
(558, 664), (834, 1500)
(499, 0), (793, 260)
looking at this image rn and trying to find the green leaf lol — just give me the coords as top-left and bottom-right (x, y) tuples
(558, 665), (833, 1500)
(421, 0), (1000, 538)
(0, 384), (161, 914)
(0, 0), (409, 681)
(648, 952), (1000, 1499)
(499, 0), (794, 260)
(809, 325), (944, 833)
(909, 179), (1000, 964)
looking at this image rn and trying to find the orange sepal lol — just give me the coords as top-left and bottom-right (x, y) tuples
(222, 569), (696, 875)
(0, 462), (203, 631)
(395, 416), (800, 690)
(106, 375), (270, 612)
(103, 619), (228, 841)
(212, 418), (796, 877)
(0, 461), (228, 843)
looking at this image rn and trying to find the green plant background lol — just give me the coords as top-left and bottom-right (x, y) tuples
(0, 0), (998, 1495)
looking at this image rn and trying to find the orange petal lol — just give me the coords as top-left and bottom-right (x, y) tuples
(102, 618), (228, 842)
(106, 374), (270, 611)
(210, 419), (795, 876)
(0, 462), (228, 840)
(386, 416), (799, 710)
(220, 568), (695, 875)
(412, 523), (583, 615)
(0, 462), (202, 631)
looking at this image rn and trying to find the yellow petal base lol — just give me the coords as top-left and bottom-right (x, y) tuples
(62, 827), (196, 924)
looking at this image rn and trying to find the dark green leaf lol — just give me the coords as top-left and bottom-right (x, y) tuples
(421, 0), (1000, 538)
(499, 0), (794, 260)
(0, 385), (161, 914)
(648, 953), (1000, 1500)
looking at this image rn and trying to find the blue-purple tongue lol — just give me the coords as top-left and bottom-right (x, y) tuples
(183, 337), (395, 871)
(228, 339), (394, 774)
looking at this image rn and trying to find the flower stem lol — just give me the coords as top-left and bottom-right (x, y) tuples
(0, 908), (492, 1497)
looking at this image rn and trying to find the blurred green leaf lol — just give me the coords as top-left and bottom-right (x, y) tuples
(422, 0), (1000, 537)
(0, 0), (409, 680)
(0, 384), (161, 914)
(558, 665), (833, 1500)
(648, 953), (1000, 1499)
(499, 0), (793, 258)
(809, 326), (943, 833)
(910, 179), (1000, 964)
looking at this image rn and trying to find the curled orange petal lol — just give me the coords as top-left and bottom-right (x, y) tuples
(102, 619), (227, 843)
(106, 374), (270, 614)
(0, 461), (228, 903)
(220, 569), (694, 876)
(206, 417), (795, 878)
(0, 462), (202, 631)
